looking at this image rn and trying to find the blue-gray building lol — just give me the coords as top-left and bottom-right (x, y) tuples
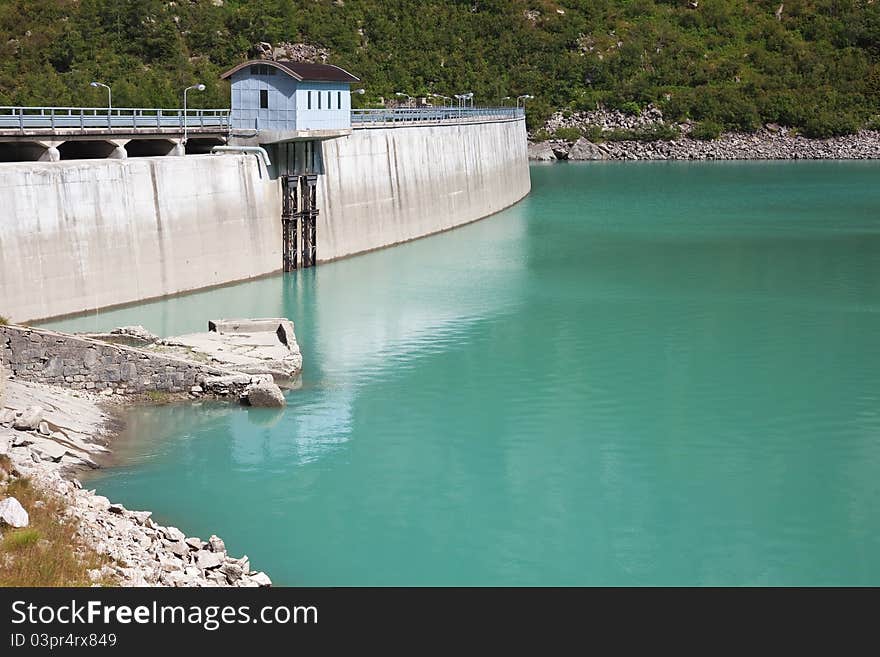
(221, 60), (360, 135)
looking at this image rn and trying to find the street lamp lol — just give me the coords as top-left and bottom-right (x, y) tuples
(351, 88), (366, 95)
(90, 81), (111, 113)
(454, 92), (473, 109)
(516, 94), (534, 110)
(430, 93), (452, 106)
(182, 83), (206, 147)
(394, 92), (413, 107)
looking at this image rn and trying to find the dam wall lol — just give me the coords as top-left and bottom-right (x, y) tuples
(0, 154), (281, 323)
(0, 117), (530, 322)
(317, 117), (530, 260)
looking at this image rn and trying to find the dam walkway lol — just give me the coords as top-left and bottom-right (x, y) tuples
(0, 106), (230, 160)
(0, 105), (523, 162)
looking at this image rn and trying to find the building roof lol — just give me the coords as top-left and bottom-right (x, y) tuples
(220, 60), (360, 83)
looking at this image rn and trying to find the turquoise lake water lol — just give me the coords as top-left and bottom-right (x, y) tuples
(48, 162), (880, 585)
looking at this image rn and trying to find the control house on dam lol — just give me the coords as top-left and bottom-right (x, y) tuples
(221, 59), (362, 271)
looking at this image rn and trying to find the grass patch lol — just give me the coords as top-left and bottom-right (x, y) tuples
(0, 477), (116, 586)
(145, 390), (171, 404)
(3, 528), (41, 550)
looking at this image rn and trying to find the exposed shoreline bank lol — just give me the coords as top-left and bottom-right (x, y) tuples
(1, 320), (302, 587)
(529, 108), (880, 162)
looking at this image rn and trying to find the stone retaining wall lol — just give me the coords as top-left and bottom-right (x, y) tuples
(0, 324), (255, 398)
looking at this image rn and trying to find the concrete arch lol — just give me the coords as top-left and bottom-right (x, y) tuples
(0, 141), (57, 162)
(125, 139), (177, 157)
(58, 140), (120, 160)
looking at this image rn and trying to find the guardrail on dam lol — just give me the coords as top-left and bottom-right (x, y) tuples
(0, 113), (530, 323)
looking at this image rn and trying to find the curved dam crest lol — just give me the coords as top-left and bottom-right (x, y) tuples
(0, 118), (530, 323)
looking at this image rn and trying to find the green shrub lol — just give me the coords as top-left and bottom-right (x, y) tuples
(866, 116), (880, 131)
(552, 127), (583, 142)
(530, 129), (551, 142)
(619, 101), (642, 116)
(800, 112), (861, 138)
(0, 316), (8, 325)
(602, 124), (680, 142)
(690, 120), (724, 141)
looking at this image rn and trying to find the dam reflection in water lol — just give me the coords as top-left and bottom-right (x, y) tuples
(50, 162), (880, 585)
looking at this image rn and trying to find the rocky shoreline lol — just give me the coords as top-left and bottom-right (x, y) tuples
(529, 108), (880, 161)
(0, 319), (304, 587)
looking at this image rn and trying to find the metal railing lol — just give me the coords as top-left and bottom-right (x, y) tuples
(0, 106), (231, 131)
(0, 105), (520, 132)
(351, 106), (523, 126)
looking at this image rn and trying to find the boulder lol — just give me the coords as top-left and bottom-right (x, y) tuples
(527, 141), (557, 161)
(185, 536), (205, 550)
(13, 406), (43, 431)
(244, 380), (286, 408)
(0, 497), (29, 528)
(567, 138), (609, 161)
(208, 534), (226, 553)
(196, 550), (225, 570)
(219, 561), (244, 584)
(162, 526), (185, 542)
(0, 409), (15, 426)
(27, 436), (67, 461)
(165, 540), (190, 558)
(250, 571), (272, 587)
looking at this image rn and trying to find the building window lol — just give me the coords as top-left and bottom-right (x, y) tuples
(318, 92), (322, 110)
(327, 91), (332, 108)
(338, 91), (342, 109)
(307, 91), (312, 110)
(260, 89), (268, 109)
(250, 64), (271, 75)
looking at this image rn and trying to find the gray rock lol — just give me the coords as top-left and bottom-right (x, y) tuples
(27, 436), (67, 461)
(527, 141), (557, 161)
(130, 510), (151, 525)
(13, 406), (43, 431)
(162, 526), (185, 542)
(166, 540), (190, 558)
(567, 138), (609, 161)
(89, 495), (111, 511)
(244, 380), (286, 408)
(208, 534), (226, 553)
(185, 536), (205, 550)
(250, 571), (272, 587)
(38, 421), (51, 436)
(0, 497), (29, 528)
(196, 550), (225, 570)
(0, 409), (16, 426)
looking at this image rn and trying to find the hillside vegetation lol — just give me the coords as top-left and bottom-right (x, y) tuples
(0, 0), (878, 136)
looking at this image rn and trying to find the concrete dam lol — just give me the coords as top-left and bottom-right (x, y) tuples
(0, 116), (530, 323)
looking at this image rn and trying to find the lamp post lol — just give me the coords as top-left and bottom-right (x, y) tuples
(90, 81), (111, 126)
(516, 94), (534, 111)
(394, 92), (413, 107)
(430, 93), (452, 106)
(182, 83), (206, 148)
